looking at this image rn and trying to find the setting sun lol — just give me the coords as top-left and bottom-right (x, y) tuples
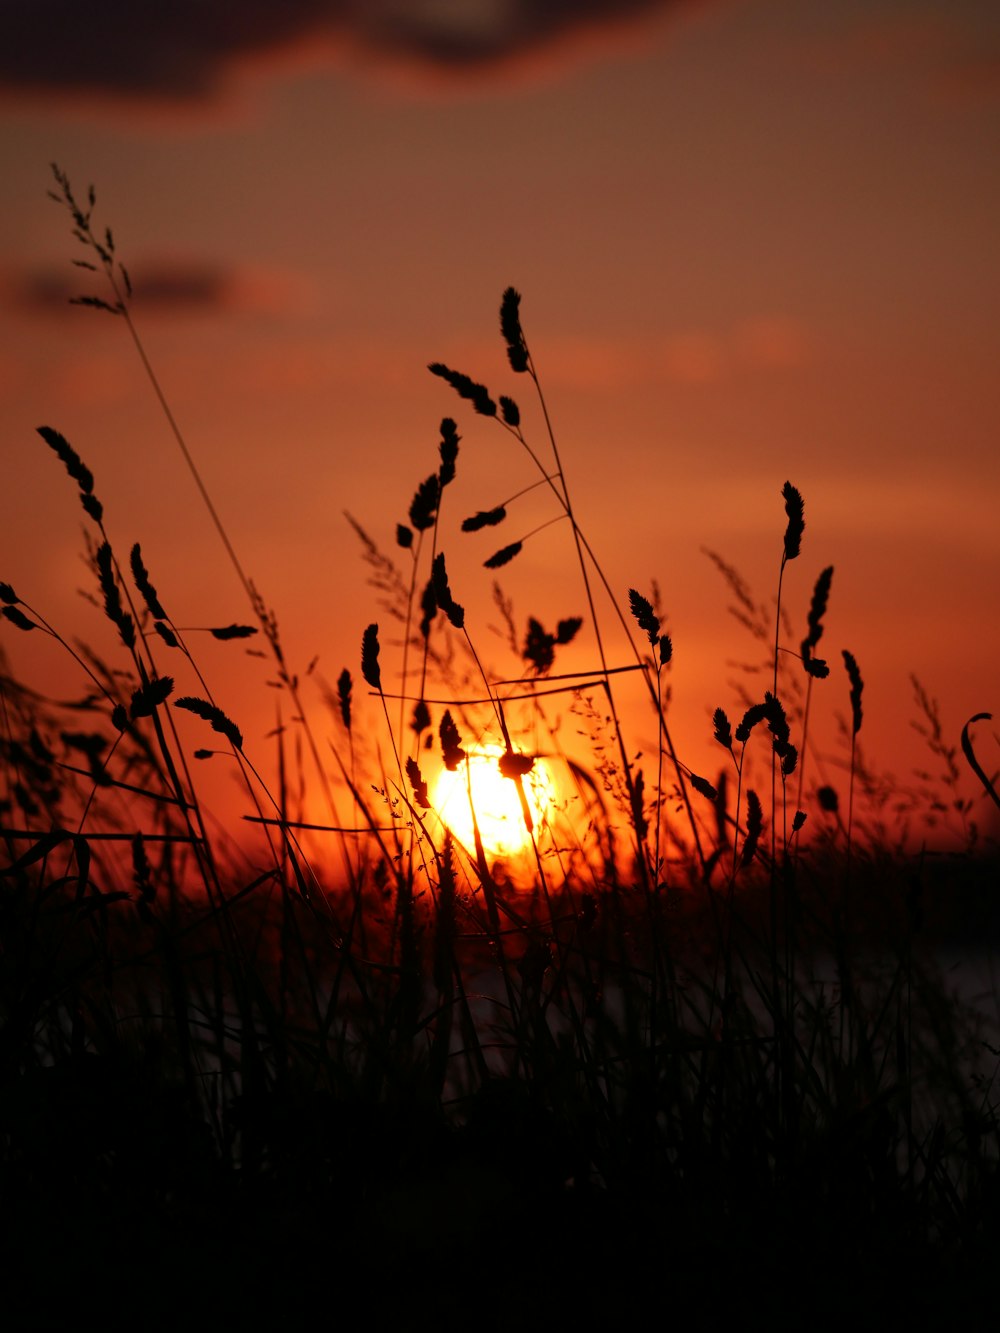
(430, 745), (557, 860)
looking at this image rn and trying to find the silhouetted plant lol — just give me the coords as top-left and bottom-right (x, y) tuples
(1, 186), (997, 1330)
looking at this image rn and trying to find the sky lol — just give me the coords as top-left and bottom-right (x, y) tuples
(1, 0), (998, 855)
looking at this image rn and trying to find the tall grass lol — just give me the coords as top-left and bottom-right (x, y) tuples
(1, 168), (998, 1328)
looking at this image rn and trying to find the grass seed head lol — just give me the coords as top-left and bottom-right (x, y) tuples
(130, 543), (167, 621)
(406, 756), (431, 809)
(130, 676), (174, 719)
(38, 425), (104, 523)
(428, 362), (497, 417)
(628, 588), (660, 646)
(713, 707), (733, 750)
(209, 624), (257, 641)
(431, 553), (465, 628)
(96, 542), (135, 649)
(361, 623), (382, 691)
(440, 710), (466, 770)
(484, 542), (521, 570)
(154, 621), (178, 648)
(462, 506), (506, 532)
(843, 650), (864, 734)
(175, 696), (243, 750)
(500, 287), (529, 373)
(337, 668), (352, 729)
(438, 418), (459, 486)
(742, 789), (764, 865)
(2, 606), (36, 631)
(411, 699), (431, 734)
(409, 473), (440, 531)
(782, 481), (804, 562)
(499, 395), (520, 427)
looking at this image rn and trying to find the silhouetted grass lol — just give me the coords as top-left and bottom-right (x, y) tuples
(0, 169), (998, 1330)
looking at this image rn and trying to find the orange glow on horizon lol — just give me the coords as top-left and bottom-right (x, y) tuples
(1, 0), (997, 867)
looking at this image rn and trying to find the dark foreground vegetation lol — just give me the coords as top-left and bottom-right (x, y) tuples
(1, 171), (998, 1329)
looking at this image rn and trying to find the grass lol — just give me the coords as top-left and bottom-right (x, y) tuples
(1, 167), (999, 1330)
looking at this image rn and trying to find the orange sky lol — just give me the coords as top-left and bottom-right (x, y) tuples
(2, 0), (999, 856)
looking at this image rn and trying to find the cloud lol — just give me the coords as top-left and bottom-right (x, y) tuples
(536, 318), (811, 389)
(661, 332), (724, 384)
(781, 8), (1000, 106)
(732, 316), (810, 370)
(5, 259), (307, 317)
(933, 51), (1000, 105)
(0, 0), (704, 103)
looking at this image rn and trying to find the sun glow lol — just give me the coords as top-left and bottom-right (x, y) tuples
(430, 744), (557, 861)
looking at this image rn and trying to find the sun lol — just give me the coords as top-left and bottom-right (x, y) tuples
(430, 744), (556, 860)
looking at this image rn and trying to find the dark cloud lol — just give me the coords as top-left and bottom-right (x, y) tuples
(11, 261), (235, 314)
(784, 8), (1000, 103)
(935, 51), (1000, 103)
(0, 0), (701, 101)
